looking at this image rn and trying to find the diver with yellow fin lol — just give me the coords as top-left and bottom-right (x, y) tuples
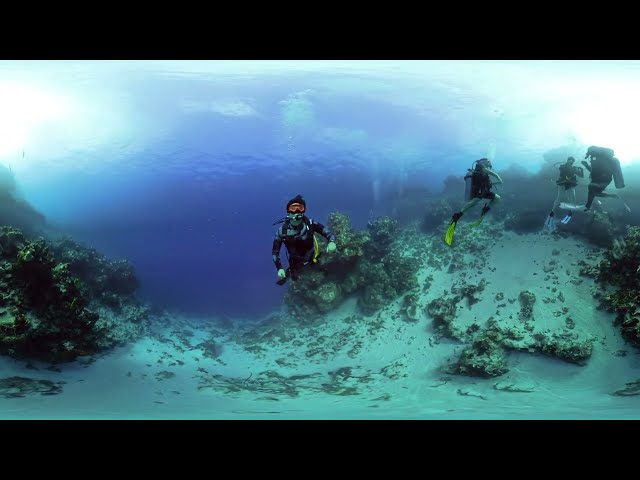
(272, 194), (337, 285)
(445, 158), (503, 246)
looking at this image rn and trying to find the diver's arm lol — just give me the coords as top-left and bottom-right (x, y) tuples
(581, 160), (592, 173)
(311, 220), (336, 243)
(486, 169), (503, 185)
(272, 229), (284, 271)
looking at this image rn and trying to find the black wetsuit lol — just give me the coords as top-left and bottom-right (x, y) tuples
(583, 157), (614, 209)
(272, 216), (336, 281)
(470, 169), (496, 200)
(556, 164), (583, 190)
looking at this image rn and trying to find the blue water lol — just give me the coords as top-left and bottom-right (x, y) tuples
(54, 170), (378, 317)
(2, 60), (640, 419)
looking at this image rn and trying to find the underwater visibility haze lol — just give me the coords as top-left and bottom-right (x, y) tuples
(1, 60), (640, 419)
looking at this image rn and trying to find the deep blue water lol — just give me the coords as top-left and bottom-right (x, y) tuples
(37, 164), (394, 317)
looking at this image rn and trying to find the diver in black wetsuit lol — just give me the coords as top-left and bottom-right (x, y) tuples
(445, 158), (503, 245)
(544, 156), (584, 229)
(581, 146), (626, 211)
(272, 194), (337, 285)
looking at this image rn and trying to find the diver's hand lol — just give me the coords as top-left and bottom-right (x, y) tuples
(277, 269), (286, 279)
(327, 242), (337, 253)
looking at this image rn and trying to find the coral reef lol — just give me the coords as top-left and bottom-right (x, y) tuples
(446, 318), (594, 378)
(518, 290), (536, 319)
(451, 278), (487, 308)
(445, 324), (509, 377)
(426, 293), (465, 340)
(400, 292), (420, 322)
(534, 332), (593, 365)
(283, 212), (420, 319)
(366, 216), (397, 259)
(595, 226), (640, 347)
(322, 212), (370, 266)
(0, 226), (149, 362)
(425, 279), (488, 342)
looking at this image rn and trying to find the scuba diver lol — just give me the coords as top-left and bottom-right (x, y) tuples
(581, 146), (627, 211)
(272, 194), (337, 285)
(445, 158), (503, 246)
(543, 156), (584, 230)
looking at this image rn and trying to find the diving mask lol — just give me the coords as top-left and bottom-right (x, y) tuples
(288, 202), (305, 214)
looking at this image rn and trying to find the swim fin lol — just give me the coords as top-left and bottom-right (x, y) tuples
(544, 212), (555, 231)
(445, 212), (464, 246)
(445, 221), (457, 245)
(470, 216), (484, 228)
(561, 212), (572, 224)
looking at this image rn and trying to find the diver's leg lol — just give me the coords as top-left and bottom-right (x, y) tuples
(289, 259), (303, 281)
(552, 186), (564, 212)
(559, 187), (573, 223)
(620, 193), (632, 213)
(544, 188), (562, 229)
(472, 194), (498, 226)
(450, 197), (480, 224)
(585, 184), (598, 210)
(446, 197), (477, 244)
(486, 193), (500, 212)
(596, 191), (619, 199)
(460, 197), (480, 215)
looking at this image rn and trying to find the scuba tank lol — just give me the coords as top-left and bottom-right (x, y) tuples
(612, 156), (625, 188)
(464, 158), (490, 201)
(557, 163), (570, 180)
(464, 169), (473, 201)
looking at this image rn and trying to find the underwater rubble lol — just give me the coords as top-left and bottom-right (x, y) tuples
(0, 376), (64, 398)
(422, 221), (596, 378)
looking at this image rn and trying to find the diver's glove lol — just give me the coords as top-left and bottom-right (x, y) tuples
(327, 241), (337, 253)
(277, 269), (286, 279)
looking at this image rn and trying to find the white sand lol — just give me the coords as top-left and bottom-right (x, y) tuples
(1, 227), (639, 419)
